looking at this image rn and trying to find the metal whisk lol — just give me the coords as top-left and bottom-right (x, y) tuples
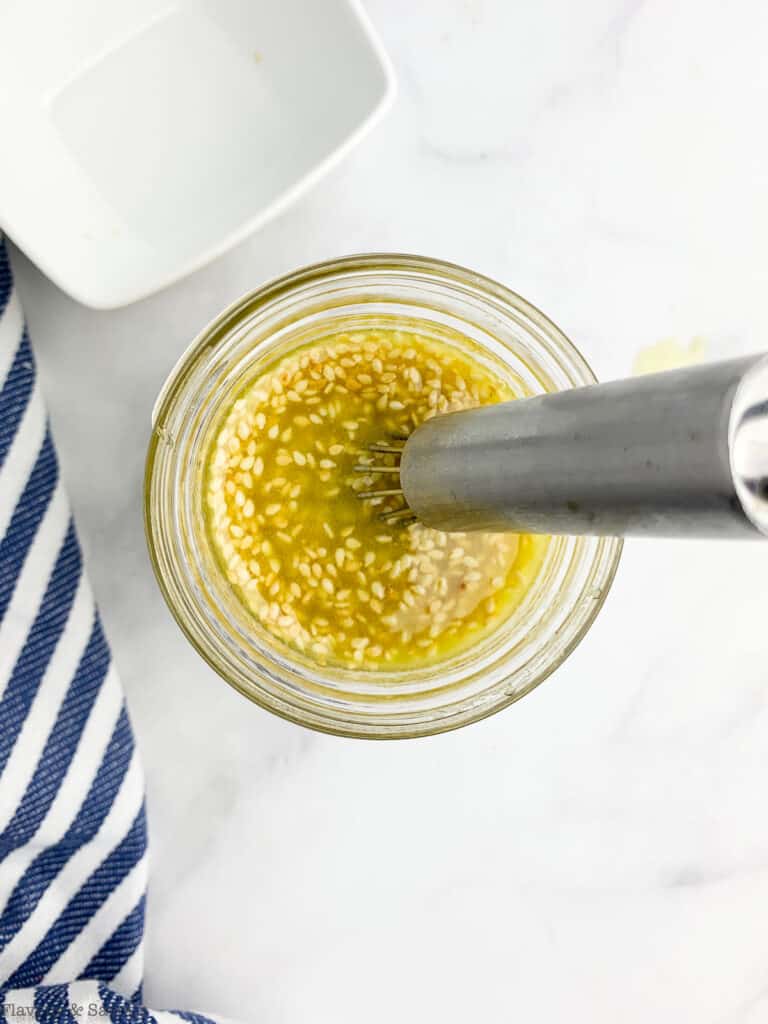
(355, 354), (768, 539)
(354, 437), (419, 526)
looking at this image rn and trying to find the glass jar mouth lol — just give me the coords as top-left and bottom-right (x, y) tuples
(145, 254), (622, 738)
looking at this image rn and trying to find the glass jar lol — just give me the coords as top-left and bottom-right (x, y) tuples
(144, 254), (622, 738)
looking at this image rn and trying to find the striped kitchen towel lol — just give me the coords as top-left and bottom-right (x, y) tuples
(0, 239), (232, 1024)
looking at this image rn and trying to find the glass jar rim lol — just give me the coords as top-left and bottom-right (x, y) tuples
(145, 253), (622, 738)
(151, 253), (596, 428)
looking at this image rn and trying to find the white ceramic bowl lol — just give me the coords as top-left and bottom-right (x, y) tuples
(0, 0), (395, 309)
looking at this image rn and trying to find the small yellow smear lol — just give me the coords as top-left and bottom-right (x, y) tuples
(632, 337), (707, 376)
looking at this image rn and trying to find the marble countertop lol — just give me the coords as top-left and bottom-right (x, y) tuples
(10, 1), (768, 1020)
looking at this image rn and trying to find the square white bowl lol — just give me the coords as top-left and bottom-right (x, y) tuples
(0, 0), (394, 309)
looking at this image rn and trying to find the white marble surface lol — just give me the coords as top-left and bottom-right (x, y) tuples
(9, 0), (768, 1019)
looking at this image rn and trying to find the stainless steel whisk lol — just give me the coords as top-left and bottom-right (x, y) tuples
(355, 354), (768, 539)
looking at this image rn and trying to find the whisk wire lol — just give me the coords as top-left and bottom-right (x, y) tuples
(357, 487), (404, 499)
(354, 435), (416, 526)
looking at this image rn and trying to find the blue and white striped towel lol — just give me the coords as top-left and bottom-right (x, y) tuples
(0, 239), (232, 1024)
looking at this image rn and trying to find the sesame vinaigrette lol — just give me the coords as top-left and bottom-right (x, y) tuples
(205, 326), (548, 671)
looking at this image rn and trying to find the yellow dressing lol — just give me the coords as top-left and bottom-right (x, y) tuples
(205, 326), (548, 670)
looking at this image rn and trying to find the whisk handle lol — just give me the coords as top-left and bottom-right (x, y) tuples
(399, 354), (768, 537)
